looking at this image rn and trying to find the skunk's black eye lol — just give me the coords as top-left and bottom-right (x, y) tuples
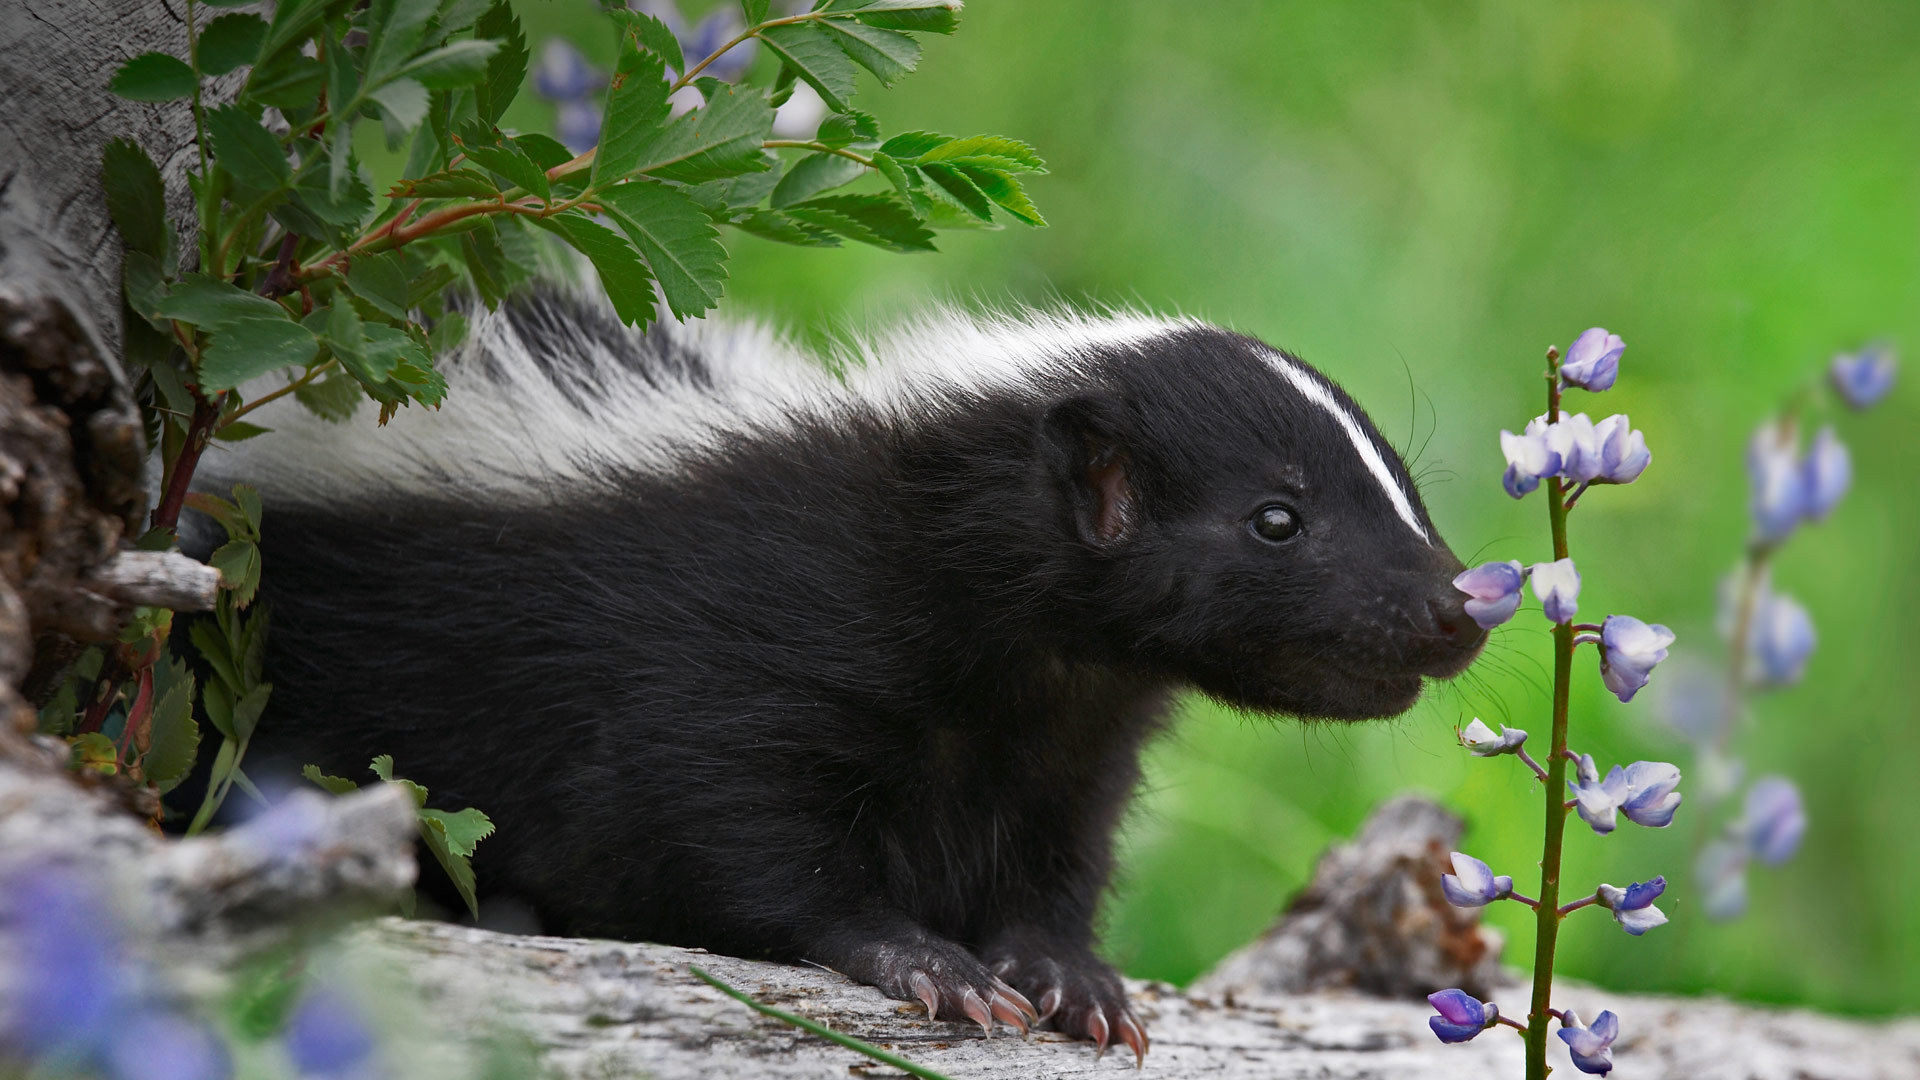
(1250, 504), (1303, 543)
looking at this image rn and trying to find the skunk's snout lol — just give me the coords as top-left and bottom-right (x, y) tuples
(1417, 583), (1487, 677)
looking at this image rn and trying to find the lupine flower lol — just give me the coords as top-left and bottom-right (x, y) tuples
(1459, 717), (1529, 756)
(1556, 1009), (1620, 1075)
(1829, 345), (1896, 410)
(555, 100), (603, 153)
(1550, 412), (1602, 483)
(107, 1013), (231, 1080)
(1801, 425), (1851, 522)
(1598, 877), (1669, 936)
(1568, 754), (1628, 834)
(1591, 414), (1651, 484)
(1740, 776), (1806, 865)
(1653, 659), (1734, 749)
(1697, 839), (1750, 920)
(1618, 761), (1683, 827)
(1748, 591), (1814, 687)
(1747, 420), (1806, 544)
(1531, 558), (1580, 624)
(1560, 328), (1625, 392)
(285, 987), (378, 1079)
(1427, 989), (1498, 1043)
(1453, 559), (1525, 629)
(1500, 428), (1560, 498)
(532, 38), (602, 101)
(1599, 614), (1674, 702)
(1440, 851), (1514, 908)
(2, 868), (129, 1060)
(638, 0), (758, 84)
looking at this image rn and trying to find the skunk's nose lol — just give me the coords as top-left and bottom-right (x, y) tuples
(1418, 589), (1487, 677)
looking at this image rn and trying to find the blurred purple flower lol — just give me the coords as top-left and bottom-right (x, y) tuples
(1427, 989), (1498, 1043)
(1740, 776), (1806, 866)
(1500, 428), (1559, 498)
(285, 987), (378, 1078)
(1531, 557), (1580, 624)
(1599, 614), (1674, 703)
(1459, 717), (1528, 757)
(1597, 877), (1669, 936)
(1618, 761), (1683, 828)
(1592, 413), (1651, 484)
(637, 0), (758, 84)
(532, 38), (603, 101)
(1557, 1009), (1620, 1075)
(1747, 419), (1806, 545)
(1748, 591), (1814, 687)
(1801, 425), (1851, 522)
(1440, 851), (1513, 908)
(555, 100), (604, 154)
(1830, 345), (1896, 410)
(1560, 328), (1624, 392)
(1697, 839), (1750, 921)
(1453, 560), (1525, 629)
(0, 866), (130, 1059)
(107, 1013), (231, 1080)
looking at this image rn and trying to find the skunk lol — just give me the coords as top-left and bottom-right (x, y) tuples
(199, 289), (1485, 1062)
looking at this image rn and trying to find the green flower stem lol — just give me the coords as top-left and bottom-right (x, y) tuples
(689, 966), (955, 1080)
(1526, 355), (1574, 1080)
(221, 359), (337, 430)
(762, 140), (876, 168)
(186, 0), (218, 273)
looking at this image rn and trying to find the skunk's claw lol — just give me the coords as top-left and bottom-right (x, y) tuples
(1116, 1009), (1149, 1068)
(984, 940), (1150, 1062)
(878, 945), (1035, 1037)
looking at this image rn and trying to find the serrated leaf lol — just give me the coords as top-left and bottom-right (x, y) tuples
(878, 130), (950, 159)
(246, 50), (326, 109)
(390, 167), (499, 199)
(156, 274), (290, 329)
(201, 319), (319, 391)
(593, 44), (671, 186)
(769, 152), (867, 208)
(327, 293), (382, 386)
(729, 208), (841, 247)
(199, 13), (268, 76)
(102, 139), (170, 262)
(743, 0), (771, 24)
(123, 252), (169, 328)
(346, 252), (411, 318)
(70, 732), (120, 775)
(786, 194), (934, 252)
(257, 0), (331, 64)
(635, 83), (774, 183)
(418, 806), (494, 858)
(110, 52), (197, 101)
(294, 371), (363, 422)
(513, 133), (572, 171)
(918, 162), (992, 221)
(823, 0), (961, 33)
(361, 0), (440, 84)
(405, 263), (461, 309)
(530, 213), (657, 328)
(190, 622), (242, 703)
(757, 21), (857, 113)
(818, 20), (919, 86)
(686, 161), (782, 213)
(144, 675), (200, 793)
(235, 484), (263, 532)
(460, 221), (511, 309)
(428, 310), (468, 355)
(395, 39), (502, 89)
(229, 684), (270, 741)
(813, 109), (879, 149)
(370, 755), (430, 807)
(868, 151), (931, 218)
(598, 181), (729, 320)
(213, 421), (272, 442)
(369, 78), (431, 148)
(459, 138), (549, 202)
(473, 0), (528, 126)
(418, 815), (481, 918)
(302, 764), (360, 794)
(914, 134), (1046, 173)
(207, 104), (293, 190)
(955, 165), (1044, 225)
(210, 540), (262, 608)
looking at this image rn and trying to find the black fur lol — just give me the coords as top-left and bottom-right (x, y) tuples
(218, 293), (1483, 1050)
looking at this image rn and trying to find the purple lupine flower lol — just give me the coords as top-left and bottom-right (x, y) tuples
(1453, 560), (1525, 629)
(1618, 761), (1683, 828)
(285, 987), (378, 1078)
(1801, 425), (1851, 522)
(1500, 428), (1560, 498)
(1592, 414), (1651, 484)
(1599, 614), (1674, 703)
(106, 1012), (231, 1080)
(555, 100), (604, 154)
(1748, 591), (1814, 687)
(1427, 989), (1498, 1043)
(0, 866), (132, 1060)
(1740, 776), (1806, 866)
(1459, 717), (1529, 756)
(640, 0), (758, 84)
(1560, 329), (1625, 392)
(1747, 420), (1806, 544)
(1440, 851), (1514, 908)
(1530, 558), (1580, 624)
(532, 38), (603, 101)
(1697, 839), (1750, 921)
(1540, 412), (1602, 483)
(1597, 877), (1669, 936)
(1557, 1009), (1620, 1075)
(1568, 754), (1628, 834)
(1830, 345), (1897, 410)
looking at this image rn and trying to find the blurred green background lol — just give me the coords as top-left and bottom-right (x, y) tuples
(509, 0), (1917, 1016)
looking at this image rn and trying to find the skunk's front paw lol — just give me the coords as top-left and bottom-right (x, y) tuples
(985, 941), (1148, 1065)
(865, 936), (1038, 1036)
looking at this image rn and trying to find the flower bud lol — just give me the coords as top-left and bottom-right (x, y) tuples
(1453, 560), (1526, 629)
(1530, 558), (1581, 624)
(1440, 851), (1514, 908)
(1597, 877), (1669, 936)
(1829, 345), (1897, 410)
(1747, 419), (1806, 545)
(1592, 414), (1651, 484)
(1599, 614), (1675, 703)
(1458, 718), (1529, 756)
(1801, 425), (1851, 522)
(1560, 328), (1625, 392)
(1740, 776), (1806, 866)
(1748, 591), (1815, 687)
(1427, 989), (1498, 1043)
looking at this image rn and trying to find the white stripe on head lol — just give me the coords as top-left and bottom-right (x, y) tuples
(1260, 348), (1430, 544)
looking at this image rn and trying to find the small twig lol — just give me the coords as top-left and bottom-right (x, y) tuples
(762, 139), (876, 168)
(152, 396), (224, 534)
(222, 360), (337, 428)
(1514, 746), (1549, 782)
(689, 966), (956, 1080)
(1506, 891), (1541, 910)
(259, 231), (302, 299)
(1558, 895), (1600, 918)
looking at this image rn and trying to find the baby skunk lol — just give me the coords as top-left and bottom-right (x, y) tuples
(202, 289), (1485, 1062)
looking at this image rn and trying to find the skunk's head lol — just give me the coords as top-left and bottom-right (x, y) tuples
(1041, 326), (1481, 720)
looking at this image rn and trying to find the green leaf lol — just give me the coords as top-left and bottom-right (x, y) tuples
(229, 684), (270, 742)
(459, 221), (511, 309)
(327, 293), (381, 385)
(302, 763), (361, 794)
(473, 0), (529, 126)
(70, 732), (120, 775)
(593, 44), (671, 186)
(769, 152), (867, 208)
(459, 138), (549, 202)
(823, 0), (961, 33)
(155, 274), (290, 329)
(513, 133), (572, 171)
(729, 208), (840, 247)
(246, 51), (326, 109)
(757, 22), (858, 113)
(369, 78), (431, 148)
(428, 310), (468, 355)
(598, 181), (730, 321)
(123, 252), (169, 328)
(635, 83), (774, 183)
(742, 0), (771, 24)
(418, 814), (481, 918)
(357, 323), (427, 386)
(685, 162), (782, 213)
(369, 754), (430, 808)
(201, 319), (319, 391)
(954, 165), (1043, 225)
(817, 20), (919, 86)
(868, 151), (930, 218)
(395, 39), (502, 89)
(257, 0), (331, 65)
(914, 134), (1046, 173)
(390, 167), (499, 199)
(404, 262), (461, 309)
(199, 13), (269, 76)
(110, 52), (197, 101)
(142, 673), (200, 793)
(361, 0), (440, 84)
(616, 10), (684, 72)
(877, 130), (950, 159)
(213, 421), (271, 442)
(210, 539), (262, 607)
(347, 252), (411, 319)
(813, 109), (879, 149)
(102, 139), (169, 261)
(418, 806), (494, 858)
(918, 162), (992, 222)
(190, 621), (242, 701)
(786, 194), (935, 252)
(529, 213), (657, 328)
(235, 484), (263, 532)
(206, 106), (292, 190)
(294, 371), (363, 422)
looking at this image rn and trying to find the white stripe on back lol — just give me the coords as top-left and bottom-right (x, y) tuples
(1260, 349), (1430, 544)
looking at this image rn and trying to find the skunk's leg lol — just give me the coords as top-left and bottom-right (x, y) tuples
(982, 924), (1147, 1064)
(805, 909), (1039, 1036)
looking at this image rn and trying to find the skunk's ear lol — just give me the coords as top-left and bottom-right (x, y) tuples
(1043, 394), (1139, 547)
